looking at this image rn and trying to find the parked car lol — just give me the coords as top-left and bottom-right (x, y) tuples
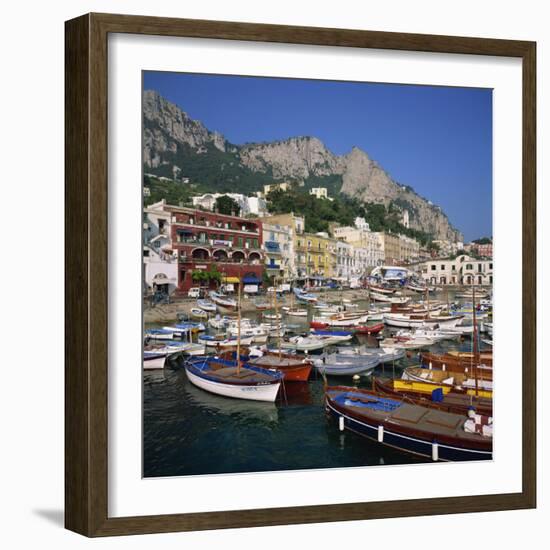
(187, 287), (201, 298)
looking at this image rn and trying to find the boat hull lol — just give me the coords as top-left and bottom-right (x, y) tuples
(185, 367), (280, 402)
(325, 397), (491, 461)
(314, 358), (379, 376)
(143, 354), (167, 370)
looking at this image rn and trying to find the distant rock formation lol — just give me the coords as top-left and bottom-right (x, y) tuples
(143, 90), (463, 242)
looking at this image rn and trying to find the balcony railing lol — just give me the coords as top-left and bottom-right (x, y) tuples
(174, 219), (260, 235)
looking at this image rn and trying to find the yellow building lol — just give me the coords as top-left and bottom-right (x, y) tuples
(301, 232), (338, 278)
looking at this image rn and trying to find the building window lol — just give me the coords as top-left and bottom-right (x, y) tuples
(441, 264), (445, 270)
(452, 265), (456, 271)
(431, 265), (436, 271)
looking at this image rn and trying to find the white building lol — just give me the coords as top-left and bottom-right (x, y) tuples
(336, 241), (354, 280)
(262, 182), (291, 196)
(420, 254), (493, 286)
(399, 234), (420, 263)
(333, 218), (384, 267)
(352, 247), (370, 277)
(142, 201), (179, 295)
(262, 222), (295, 279)
(309, 187), (333, 201)
(191, 193), (268, 216)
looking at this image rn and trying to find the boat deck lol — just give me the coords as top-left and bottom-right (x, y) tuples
(328, 389), (487, 443)
(248, 355), (306, 368)
(206, 365), (278, 384)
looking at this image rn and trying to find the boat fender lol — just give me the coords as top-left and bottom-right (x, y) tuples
(467, 407), (476, 418)
(339, 416), (345, 431)
(432, 442), (439, 461)
(352, 374), (360, 382)
(378, 425), (384, 442)
(442, 363), (446, 372)
(429, 362), (433, 370)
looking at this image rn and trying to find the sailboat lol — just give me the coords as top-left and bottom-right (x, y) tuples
(184, 274), (283, 402)
(391, 287), (494, 410)
(248, 276), (313, 382)
(281, 289), (307, 316)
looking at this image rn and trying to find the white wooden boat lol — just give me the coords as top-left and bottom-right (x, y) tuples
(143, 351), (167, 370)
(190, 307), (209, 319)
(144, 328), (174, 341)
(393, 329), (451, 343)
(281, 307), (308, 317)
(209, 291), (237, 310)
(226, 323), (269, 344)
(162, 322), (206, 336)
(334, 346), (406, 364)
(208, 315), (235, 330)
(310, 329), (354, 342)
(198, 334), (254, 348)
(263, 312), (283, 321)
(279, 335), (340, 351)
(196, 299), (217, 312)
(379, 336), (435, 350)
(369, 291), (410, 304)
(184, 357), (282, 402)
(293, 288), (318, 303)
(313, 354), (380, 376)
(383, 313), (464, 329)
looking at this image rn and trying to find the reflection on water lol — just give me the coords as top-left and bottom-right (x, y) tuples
(143, 294), (490, 478)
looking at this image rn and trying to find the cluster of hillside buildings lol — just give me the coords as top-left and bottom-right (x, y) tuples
(143, 194), (467, 294)
(143, 172), (496, 290)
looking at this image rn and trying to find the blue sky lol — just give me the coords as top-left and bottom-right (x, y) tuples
(143, 71), (492, 242)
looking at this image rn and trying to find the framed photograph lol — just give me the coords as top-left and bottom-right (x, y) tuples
(65, 13), (536, 536)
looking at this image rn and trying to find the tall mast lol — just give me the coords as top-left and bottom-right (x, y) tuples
(472, 285), (479, 397)
(274, 276), (282, 359)
(236, 268), (242, 373)
(425, 287), (430, 320)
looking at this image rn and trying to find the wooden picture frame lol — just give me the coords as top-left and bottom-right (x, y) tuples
(65, 12), (536, 537)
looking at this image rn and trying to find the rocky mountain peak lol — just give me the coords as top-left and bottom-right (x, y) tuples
(142, 91), (463, 242)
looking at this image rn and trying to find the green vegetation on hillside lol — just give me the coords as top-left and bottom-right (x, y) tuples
(144, 119), (282, 194)
(266, 186), (432, 244)
(472, 237), (492, 244)
(143, 174), (198, 207)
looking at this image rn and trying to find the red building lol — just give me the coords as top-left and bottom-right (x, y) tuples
(472, 242), (493, 258)
(167, 206), (264, 292)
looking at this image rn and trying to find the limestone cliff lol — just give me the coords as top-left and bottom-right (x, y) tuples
(143, 90), (463, 242)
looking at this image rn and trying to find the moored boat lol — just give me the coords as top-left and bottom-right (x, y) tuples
(143, 351), (167, 370)
(190, 307), (209, 319)
(196, 299), (217, 312)
(373, 377), (493, 416)
(325, 385), (492, 461)
(281, 307), (308, 317)
(209, 291), (237, 310)
(353, 322), (385, 334)
(313, 354), (380, 376)
(310, 329), (354, 341)
(184, 357), (283, 402)
(402, 366), (493, 395)
(198, 334), (254, 348)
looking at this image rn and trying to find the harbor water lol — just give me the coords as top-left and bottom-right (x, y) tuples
(143, 293), (490, 478)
